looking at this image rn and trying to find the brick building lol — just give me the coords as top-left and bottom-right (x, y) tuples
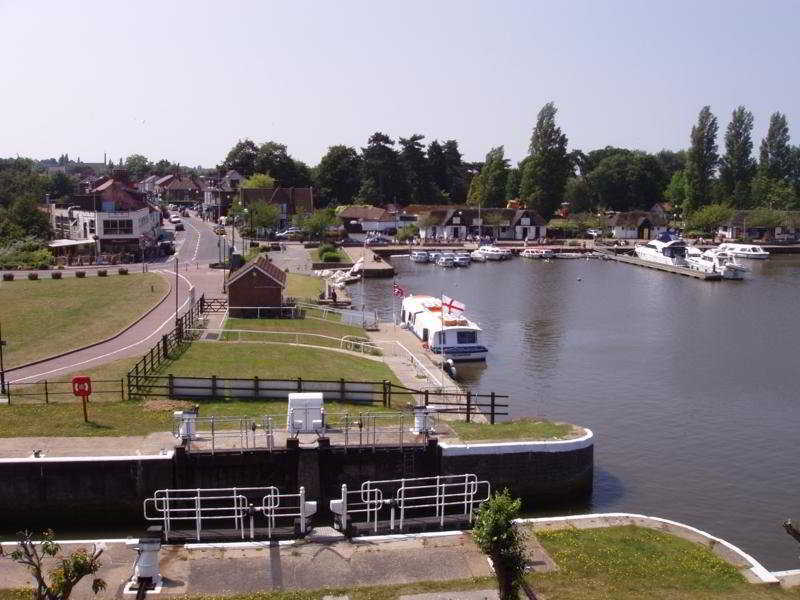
(227, 255), (288, 316)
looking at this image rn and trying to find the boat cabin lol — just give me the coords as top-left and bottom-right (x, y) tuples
(400, 295), (488, 361)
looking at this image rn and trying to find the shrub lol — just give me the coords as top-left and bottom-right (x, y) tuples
(97, 269), (107, 277)
(76, 271), (86, 278)
(321, 250), (341, 262)
(51, 272), (62, 279)
(2, 273), (13, 281)
(27, 272), (39, 280)
(118, 267), (129, 275)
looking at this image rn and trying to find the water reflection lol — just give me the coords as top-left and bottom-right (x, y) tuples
(350, 255), (800, 569)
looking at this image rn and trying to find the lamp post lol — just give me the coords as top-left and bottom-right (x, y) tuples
(0, 320), (7, 395)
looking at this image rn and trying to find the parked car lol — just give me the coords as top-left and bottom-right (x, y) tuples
(586, 228), (602, 238)
(175, 223), (185, 231)
(181, 209), (189, 217)
(169, 215), (181, 224)
(365, 233), (392, 246)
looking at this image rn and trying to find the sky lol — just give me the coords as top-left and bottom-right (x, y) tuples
(1, 0), (799, 168)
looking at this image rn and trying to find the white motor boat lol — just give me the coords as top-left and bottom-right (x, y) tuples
(520, 248), (555, 259)
(428, 251), (442, 262)
(453, 254), (471, 267)
(634, 238), (689, 266)
(436, 254), (455, 268)
(469, 249), (487, 262)
(400, 295), (488, 361)
(410, 250), (430, 263)
(717, 243), (770, 259)
(685, 247), (747, 280)
(478, 245), (504, 261)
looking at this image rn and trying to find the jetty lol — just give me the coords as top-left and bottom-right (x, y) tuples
(600, 249), (722, 280)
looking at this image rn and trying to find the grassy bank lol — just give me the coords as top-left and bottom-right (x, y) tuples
(286, 272), (323, 299)
(450, 418), (579, 441)
(0, 273), (168, 368)
(223, 315), (369, 352)
(528, 525), (798, 599)
(160, 342), (396, 382)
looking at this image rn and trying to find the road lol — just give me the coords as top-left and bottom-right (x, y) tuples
(7, 212), (225, 384)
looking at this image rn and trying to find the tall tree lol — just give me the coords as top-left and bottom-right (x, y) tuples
(519, 102), (572, 219)
(314, 145), (362, 207)
(220, 139), (258, 177)
(255, 141), (311, 187)
(654, 149), (686, 183)
(399, 134), (434, 204)
(356, 132), (406, 205)
(684, 106), (719, 214)
(759, 111), (793, 181)
(719, 106), (756, 202)
(442, 140), (466, 203)
(124, 154), (152, 181)
(427, 140), (449, 197)
(241, 173), (276, 188)
(505, 167), (521, 201)
(467, 146), (509, 207)
(587, 151), (664, 212)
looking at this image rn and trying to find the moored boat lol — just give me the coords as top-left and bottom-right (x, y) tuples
(400, 295), (488, 361)
(436, 254), (455, 267)
(521, 248), (555, 259)
(685, 247), (747, 280)
(453, 253), (471, 267)
(470, 249), (487, 262)
(634, 238), (689, 266)
(478, 245), (505, 260)
(717, 243), (770, 259)
(410, 250), (430, 263)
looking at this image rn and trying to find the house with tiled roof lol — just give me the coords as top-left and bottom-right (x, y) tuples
(608, 211), (668, 239)
(416, 205), (547, 241)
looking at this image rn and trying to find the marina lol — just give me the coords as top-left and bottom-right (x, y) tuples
(349, 253), (800, 570)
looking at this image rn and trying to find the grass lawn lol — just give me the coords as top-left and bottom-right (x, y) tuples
(0, 273), (168, 368)
(450, 418), (579, 442)
(286, 272), (323, 299)
(159, 342), (398, 382)
(528, 525), (800, 599)
(224, 316), (368, 351)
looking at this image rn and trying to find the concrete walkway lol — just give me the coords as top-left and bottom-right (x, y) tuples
(0, 531), (494, 599)
(0, 432), (177, 459)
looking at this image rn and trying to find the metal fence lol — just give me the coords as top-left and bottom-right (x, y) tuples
(3, 379), (125, 404)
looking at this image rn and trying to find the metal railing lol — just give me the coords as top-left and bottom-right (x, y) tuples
(189, 328), (381, 356)
(330, 474), (490, 535)
(143, 486), (316, 541)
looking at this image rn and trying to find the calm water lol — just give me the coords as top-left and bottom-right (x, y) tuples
(351, 253), (800, 570)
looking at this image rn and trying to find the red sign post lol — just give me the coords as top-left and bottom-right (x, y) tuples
(72, 376), (92, 423)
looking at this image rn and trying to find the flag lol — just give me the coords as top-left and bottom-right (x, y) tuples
(392, 283), (405, 297)
(441, 295), (465, 313)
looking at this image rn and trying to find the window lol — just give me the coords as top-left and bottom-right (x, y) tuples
(102, 219), (133, 235)
(89, 219), (95, 234)
(457, 331), (477, 344)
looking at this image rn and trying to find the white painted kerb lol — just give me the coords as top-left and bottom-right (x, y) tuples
(440, 428), (593, 456)
(0, 451), (174, 464)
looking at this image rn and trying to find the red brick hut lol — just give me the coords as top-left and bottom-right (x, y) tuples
(227, 255), (287, 317)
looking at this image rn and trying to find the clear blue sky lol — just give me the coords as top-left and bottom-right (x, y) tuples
(2, 0), (798, 168)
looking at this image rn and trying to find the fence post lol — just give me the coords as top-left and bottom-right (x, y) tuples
(162, 334), (169, 360)
(168, 374), (175, 400)
(127, 371), (132, 401)
(211, 375), (218, 400)
(200, 294), (205, 313)
(297, 377), (302, 392)
(254, 376), (260, 400)
(466, 390), (471, 423)
(44, 380), (49, 404)
(382, 380), (388, 407)
(388, 382), (392, 408)
(424, 389), (429, 407)
(340, 378), (345, 402)
(490, 392), (496, 425)
(120, 378), (125, 401)
(6, 383), (10, 405)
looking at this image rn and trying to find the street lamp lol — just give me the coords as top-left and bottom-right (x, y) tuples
(0, 320), (7, 395)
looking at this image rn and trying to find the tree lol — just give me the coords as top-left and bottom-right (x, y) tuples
(505, 168), (521, 201)
(152, 159), (175, 176)
(442, 140), (467, 203)
(750, 174), (798, 210)
(684, 106), (719, 214)
(520, 102), (572, 219)
(396, 224), (419, 242)
(241, 173), (276, 189)
(249, 202), (280, 230)
(686, 203), (734, 233)
(0, 529), (106, 600)
(357, 132), (407, 206)
(748, 206), (785, 229)
(399, 134), (434, 204)
(427, 140), (448, 196)
(719, 106), (756, 201)
(253, 141), (311, 188)
(654, 149), (686, 182)
(467, 147), (509, 208)
(472, 490), (528, 600)
(314, 145), (362, 207)
(299, 209), (336, 239)
(481, 211), (506, 239)
(47, 172), (76, 199)
(587, 151), (665, 212)
(664, 170), (688, 212)
(4, 197), (53, 242)
(220, 139), (258, 177)
(563, 177), (594, 214)
(124, 154), (152, 181)
(760, 112), (793, 181)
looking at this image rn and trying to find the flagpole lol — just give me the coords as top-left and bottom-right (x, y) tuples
(361, 239), (366, 328)
(440, 288), (445, 390)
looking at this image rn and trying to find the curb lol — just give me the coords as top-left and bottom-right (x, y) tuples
(6, 272), (173, 376)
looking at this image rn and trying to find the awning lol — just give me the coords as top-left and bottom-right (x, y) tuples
(48, 239), (96, 248)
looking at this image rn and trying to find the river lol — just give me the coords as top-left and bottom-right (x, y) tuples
(349, 253), (800, 570)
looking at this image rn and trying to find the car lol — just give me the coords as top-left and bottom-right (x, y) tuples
(586, 228), (602, 238)
(175, 223), (185, 232)
(213, 225), (226, 235)
(181, 210), (189, 217)
(169, 216), (182, 224)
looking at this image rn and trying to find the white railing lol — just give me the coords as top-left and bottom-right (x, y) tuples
(143, 486), (316, 541)
(174, 414), (274, 454)
(330, 474), (490, 534)
(186, 328), (381, 356)
(297, 302), (379, 329)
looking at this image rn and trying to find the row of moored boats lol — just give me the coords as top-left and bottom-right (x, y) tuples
(411, 246), (604, 266)
(634, 240), (769, 280)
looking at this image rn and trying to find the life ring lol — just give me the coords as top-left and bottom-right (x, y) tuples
(422, 342), (429, 350)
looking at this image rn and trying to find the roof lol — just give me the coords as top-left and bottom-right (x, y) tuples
(416, 207), (546, 227)
(227, 255), (287, 288)
(155, 174), (175, 186)
(338, 205), (391, 221)
(608, 211), (667, 228)
(49, 239), (97, 248)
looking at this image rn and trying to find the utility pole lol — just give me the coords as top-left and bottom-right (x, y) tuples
(174, 257), (179, 326)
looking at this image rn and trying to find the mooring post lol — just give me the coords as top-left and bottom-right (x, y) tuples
(490, 392), (496, 425)
(466, 390), (471, 423)
(43, 380), (48, 404)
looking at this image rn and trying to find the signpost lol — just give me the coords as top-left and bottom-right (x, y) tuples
(72, 376), (92, 422)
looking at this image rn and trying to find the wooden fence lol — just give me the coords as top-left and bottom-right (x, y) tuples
(4, 379), (126, 404)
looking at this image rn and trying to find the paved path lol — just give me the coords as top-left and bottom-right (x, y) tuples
(0, 432), (176, 458)
(0, 531), (493, 598)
